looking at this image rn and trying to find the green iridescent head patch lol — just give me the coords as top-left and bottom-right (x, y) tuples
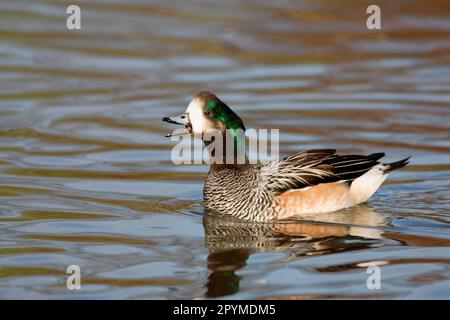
(206, 98), (245, 139)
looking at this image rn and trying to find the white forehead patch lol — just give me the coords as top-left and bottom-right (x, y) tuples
(186, 97), (205, 134)
(186, 97), (203, 113)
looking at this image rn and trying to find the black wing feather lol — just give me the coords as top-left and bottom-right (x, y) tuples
(320, 152), (385, 181)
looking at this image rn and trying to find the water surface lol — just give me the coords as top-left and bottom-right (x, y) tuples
(0, 0), (450, 299)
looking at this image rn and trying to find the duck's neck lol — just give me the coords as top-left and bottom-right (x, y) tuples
(205, 132), (249, 170)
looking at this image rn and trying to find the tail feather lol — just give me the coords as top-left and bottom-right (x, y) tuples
(382, 157), (410, 173)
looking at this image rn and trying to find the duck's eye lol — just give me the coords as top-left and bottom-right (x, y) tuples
(204, 111), (211, 116)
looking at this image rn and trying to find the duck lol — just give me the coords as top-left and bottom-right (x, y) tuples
(163, 91), (409, 222)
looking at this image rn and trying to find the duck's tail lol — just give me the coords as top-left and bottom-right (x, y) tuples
(382, 157), (410, 173)
(349, 156), (410, 204)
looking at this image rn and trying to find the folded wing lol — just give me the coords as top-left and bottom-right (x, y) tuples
(261, 149), (385, 195)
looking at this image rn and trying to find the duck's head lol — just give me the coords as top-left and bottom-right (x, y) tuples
(163, 91), (245, 139)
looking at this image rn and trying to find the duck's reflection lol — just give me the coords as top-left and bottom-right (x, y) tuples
(202, 204), (387, 298)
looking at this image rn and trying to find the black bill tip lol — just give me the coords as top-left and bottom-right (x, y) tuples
(162, 117), (178, 124)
